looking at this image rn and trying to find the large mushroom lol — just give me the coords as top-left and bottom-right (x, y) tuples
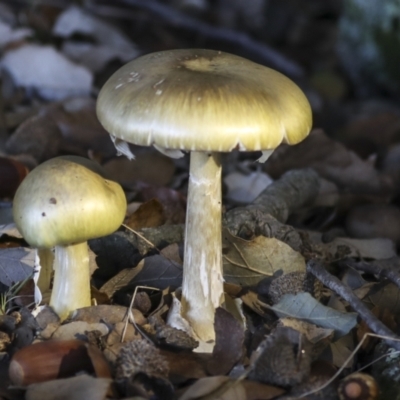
(96, 49), (312, 342)
(13, 156), (126, 320)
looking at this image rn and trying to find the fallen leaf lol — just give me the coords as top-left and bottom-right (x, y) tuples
(51, 98), (117, 158)
(346, 203), (400, 245)
(52, 321), (109, 341)
(242, 379), (285, 400)
(322, 237), (397, 260)
(104, 151), (176, 187)
(0, 208), (14, 226)
(125, 198), (166, 230)
(339, 112), (400, 157)
(0, 247), (35, 287)
(240, 291), (271, 317)
(90, 231), (142, 283)
(2, 44), (92, 100)
(10, 340), (111, 386)
(160, 243), (183, 265)
(71, 304), (146, 326)
(0, 223), (23, 239)
(270, 293), (358, 337)
(100, 261), (144, 298)
(0, 20), (32, 49)
(25, 374), (111, 400)
(0, 156), (29, 198)
(223, 229), (305, 286)
(139, 184), (186, 225)
(279, 318), (333, 358)
(207, 308), (245, 376)
(5, 113), (62, 162)
(53, 5), (138, 72)
(179, 376), (246, 400)
(330, 334), (355, 368)
(129, 255), (183, 290)
(265, 129), (393, 199)
(224, 170), (272, 204)
(279, 318), (334, 344)
(100, 255), (182, 297)
(367, 282), (400, 315)
(160, 349), (207, 384)
(357, 306), (397, 352)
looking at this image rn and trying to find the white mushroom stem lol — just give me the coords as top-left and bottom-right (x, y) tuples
(37, 248), (54, 293)
(181, 151), (224, 342)
(50, 242), (91, 321)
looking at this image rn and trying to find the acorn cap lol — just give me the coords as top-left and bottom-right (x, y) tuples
(96, 49), (312, 154)
(338, 372), (379, 400)
(13, 156), (126, 249)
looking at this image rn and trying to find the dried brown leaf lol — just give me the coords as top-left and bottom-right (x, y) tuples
(368, 282), (400, 315)
(179, 376), (246, 400)
(223, 229), (305, 286)
(139, 185), (186, 225)
(25, 374), (111, 400)
(50, 98), (116, 158)
(125, 198), (166, 230)
(128, 255), (183, 290)
(104, 151), (175, 186)
(207, 308), (245, 376)
(160, 349), (208, 384)
(100, 262), (144, 298)
(265, 129), (393, 199)
(242, 380), (285, 400)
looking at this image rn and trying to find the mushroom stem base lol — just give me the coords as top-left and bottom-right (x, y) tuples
(181, 151), (224, 342)
(50, 242), (91, 321)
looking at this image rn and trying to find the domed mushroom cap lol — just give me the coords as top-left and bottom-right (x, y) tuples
(13, 157), (126, 248)
(96, 49), (312, 153)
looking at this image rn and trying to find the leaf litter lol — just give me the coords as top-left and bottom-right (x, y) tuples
(1, 1), (400, 399)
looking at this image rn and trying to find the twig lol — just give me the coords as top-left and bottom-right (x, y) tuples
(225, 168), (319, 226)
(121, 285), (160, 343)
(116, 0), (304, 78)
(2, 0), (304, 78)
(298, 332), (400, 398)
(307, 258), (400, 351)
(224, 169), (319, 251)
(253, 168), (320, 222)
(340, 258), (400, 291)
(122, 223), (160, 252)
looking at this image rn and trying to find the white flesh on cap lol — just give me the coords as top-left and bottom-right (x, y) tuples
(181, 151), (224, 342)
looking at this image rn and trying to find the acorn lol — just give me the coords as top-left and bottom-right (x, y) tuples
(338, 372), (379, 400)
(9, 339), (111, 386)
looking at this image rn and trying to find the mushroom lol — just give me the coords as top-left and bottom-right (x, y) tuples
(96, 49), (312, 342)
(13, 156), (126, 320)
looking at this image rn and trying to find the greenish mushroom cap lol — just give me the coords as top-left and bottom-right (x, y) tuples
(13, 157), (126, 248)
(96, 49), (312, 153)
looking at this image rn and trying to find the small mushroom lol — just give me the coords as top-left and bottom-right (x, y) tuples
(13, 156), (126, 321)
(96, 49), (312, 342)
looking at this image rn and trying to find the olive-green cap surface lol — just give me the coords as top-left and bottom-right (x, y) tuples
(13, 157), (126, 248)
(96, 49), (312, 153)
